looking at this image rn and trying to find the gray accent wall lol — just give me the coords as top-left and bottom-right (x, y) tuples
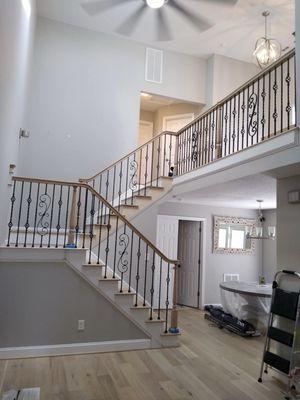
(132, 201), (262, 305)
(0, 261), (147, 348)
(19, 17), (206, 181)
(277, 175), (300, 272)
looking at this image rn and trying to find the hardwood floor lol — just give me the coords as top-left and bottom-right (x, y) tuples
(0, 309), (286, 400)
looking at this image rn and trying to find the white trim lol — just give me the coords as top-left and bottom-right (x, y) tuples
(0, 339), (151, 359)
(163, 113), (195, 132)
(156, 215), (207, 309)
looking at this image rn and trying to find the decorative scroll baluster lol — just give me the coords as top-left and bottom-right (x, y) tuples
(47, 184), (56, 248)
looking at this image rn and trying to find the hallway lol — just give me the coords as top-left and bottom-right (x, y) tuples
(0, 309), (285, 399)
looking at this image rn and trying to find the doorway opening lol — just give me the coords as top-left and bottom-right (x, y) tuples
(155, 215), (206, 310)
(177, 220), (202, 309)
(138, 91), (203, 146)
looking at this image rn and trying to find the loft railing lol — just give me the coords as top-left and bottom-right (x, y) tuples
(82, 50), (296, 201)
(6, 176), (180, 333)
(80, 131), (178, 207)
(177, 49), (296, 175)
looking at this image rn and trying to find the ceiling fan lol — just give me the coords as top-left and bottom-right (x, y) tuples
(81, 0), (238, 42)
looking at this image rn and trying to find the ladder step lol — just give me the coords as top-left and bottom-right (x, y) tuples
(271, 288), (299, 320)
(264, 351), (290, 375)
(268, 327), (294, 347)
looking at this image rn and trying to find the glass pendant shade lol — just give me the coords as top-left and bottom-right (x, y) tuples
(146, 0), (165, 8)
(253, 11), (281, 69)
(254, 37), (281, 69)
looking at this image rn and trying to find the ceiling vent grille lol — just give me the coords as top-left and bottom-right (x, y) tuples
(145, 48), (163, 84)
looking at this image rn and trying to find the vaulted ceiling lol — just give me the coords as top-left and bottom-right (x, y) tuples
(37, 0), (294, 63)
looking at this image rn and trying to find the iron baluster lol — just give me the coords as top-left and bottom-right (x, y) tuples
(149, 250), (156, 320)
(63, 186), (70, 248)
(32, 183), (40, 248)
(15, 180), (24, 247)
(88, 193), (96, 264)
(158, 258), (163, 320)
(164, 262), (171, 333)
(23, 182), (32, 248)
(143, 244), (149, 307)
(6, 180), (16, 247)
(47, 184), (56, 248)
(55, 185), (63, 248)
(135, 237), (141, 307)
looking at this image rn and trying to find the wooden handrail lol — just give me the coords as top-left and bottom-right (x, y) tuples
(80, 130), (178, 182)
(12, 176), (179, 265)
(177, 48), (296, 135)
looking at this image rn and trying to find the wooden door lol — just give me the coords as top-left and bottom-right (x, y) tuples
(177, 220), (201, 308)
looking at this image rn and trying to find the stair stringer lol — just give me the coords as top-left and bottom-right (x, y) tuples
(67, 250), (180, 348)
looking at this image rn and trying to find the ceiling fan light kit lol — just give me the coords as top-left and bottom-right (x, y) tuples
(146, 0), (165, 9)
(253, 11), (281, 69)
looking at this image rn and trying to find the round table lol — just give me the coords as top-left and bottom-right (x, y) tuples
(219, 281), (272, 330)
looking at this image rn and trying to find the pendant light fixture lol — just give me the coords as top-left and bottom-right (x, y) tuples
(253, 11), (281, 69)
(246, 200), (276, 240)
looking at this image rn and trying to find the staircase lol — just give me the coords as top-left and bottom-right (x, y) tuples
(3, 49), (296, 352)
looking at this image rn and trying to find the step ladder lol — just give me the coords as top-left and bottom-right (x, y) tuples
(258, 270), (300, 399)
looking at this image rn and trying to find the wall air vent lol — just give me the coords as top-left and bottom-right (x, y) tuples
(145, 48), (163, 84)
(223, 273), (240, 282)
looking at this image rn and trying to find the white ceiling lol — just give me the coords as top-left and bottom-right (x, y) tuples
(37, 0), (295, 63)
(140, 92), (198, 112)
(171, 174), (277, 209)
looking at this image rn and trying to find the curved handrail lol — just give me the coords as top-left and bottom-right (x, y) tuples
(13, 176), (179, 265)
(80, 130), (177, 182)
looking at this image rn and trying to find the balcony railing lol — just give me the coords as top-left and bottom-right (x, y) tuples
(6, 176), (180, 333)
(177, 49), (296, 175)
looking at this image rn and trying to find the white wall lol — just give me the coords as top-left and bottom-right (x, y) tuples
(19, 17), (206, 181)
(262, 209), (277, 283)
(132, 200), (262, 305)
(205, 54), (259, 107)
(0, 0), (36, 242)
(277, 175), (300, 271)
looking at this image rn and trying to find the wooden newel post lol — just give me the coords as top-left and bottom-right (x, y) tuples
(170, 263), (179, 333)
(215, 104), (223, 160)
(67, 185), (78, 247)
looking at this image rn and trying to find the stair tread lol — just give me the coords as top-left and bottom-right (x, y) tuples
(268, 326), (294, 347)
(133, 195), (152, 200)
(82, 263), (105, 267)
(99, 277), (120, 282)
(119, 204), (139, 209)
(161, 332), (181, 337)
(115, 292), (135, 296)
(264, 351), (290, 375)
(131, 306), (151, 310)
(145, 319), (166, 324)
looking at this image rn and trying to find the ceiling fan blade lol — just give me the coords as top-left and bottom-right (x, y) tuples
(116, 3), (148, 37)
(167, 0), (212, 32)
(156, 8), (173, 41)
(81, 0), (137, 16)
(196, 0), (238, 5)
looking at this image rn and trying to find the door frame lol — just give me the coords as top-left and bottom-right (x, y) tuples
(162, 113), (195, 131)
(156, 215), (206, 309)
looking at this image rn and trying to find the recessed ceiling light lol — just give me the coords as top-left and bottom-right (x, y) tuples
(146, 0), (165, 9)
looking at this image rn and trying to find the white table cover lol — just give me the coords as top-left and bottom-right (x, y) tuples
(220, 281), (272, 330)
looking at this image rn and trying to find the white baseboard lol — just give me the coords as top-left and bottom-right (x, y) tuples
(0, 339), (151, 359)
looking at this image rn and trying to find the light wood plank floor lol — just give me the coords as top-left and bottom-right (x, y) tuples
(0, 309), (286, 399)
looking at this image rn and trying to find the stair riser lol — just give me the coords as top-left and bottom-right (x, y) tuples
(130, 309), (151, 323)
(114, 294), (135, 308)
(98, 280), (120, 297)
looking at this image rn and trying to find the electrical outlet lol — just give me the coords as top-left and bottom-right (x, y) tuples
(78, 320), (85, 331)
